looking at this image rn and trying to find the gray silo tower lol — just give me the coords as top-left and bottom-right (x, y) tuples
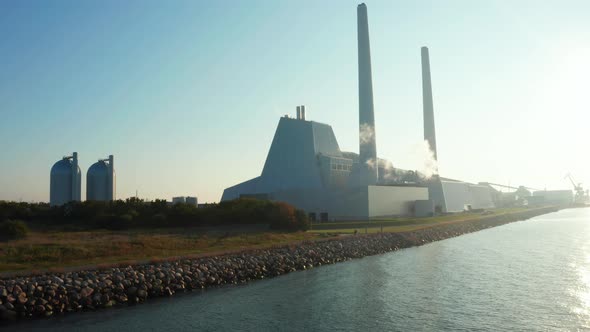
(50, 152), (82, 206)
(87, 155), (116, 201)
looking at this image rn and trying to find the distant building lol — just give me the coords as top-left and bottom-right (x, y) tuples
(185, 196), (198, 206)
(172, 196), (186, 204)
(171, 196), (198, 206)
(533, 190), (574, 206)
(524, 196), (545, 206)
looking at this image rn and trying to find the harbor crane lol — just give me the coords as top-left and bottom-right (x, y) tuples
(565, 173), (589, 204)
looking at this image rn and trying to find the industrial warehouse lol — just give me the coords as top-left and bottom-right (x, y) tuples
(221, 3), (576, 220)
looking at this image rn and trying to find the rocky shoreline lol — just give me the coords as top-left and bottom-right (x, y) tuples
(0, 207), (558, 323)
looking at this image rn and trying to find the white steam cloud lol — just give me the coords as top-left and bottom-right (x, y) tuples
(379, 159), (396, 180)
(365, 158), (398, 181)
(413, 140), (439, 179)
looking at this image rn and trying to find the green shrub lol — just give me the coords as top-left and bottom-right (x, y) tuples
(0, 199), (310, 232)
(94, 214), (133, 230)
(294, 209), (310, 231)
(151, 213), (167, 225)
(0, 219), (30, 240)
(267, 202), (310, 232)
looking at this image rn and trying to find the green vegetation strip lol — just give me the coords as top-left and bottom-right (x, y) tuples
(310, 207), (535, 233)
(0, 206), (554, 275)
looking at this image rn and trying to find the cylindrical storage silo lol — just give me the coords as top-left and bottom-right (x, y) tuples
(87, 160), (110, 201)
(50, 153), (81, 206)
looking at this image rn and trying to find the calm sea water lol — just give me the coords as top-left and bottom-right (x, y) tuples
(5, 208), (590, 331)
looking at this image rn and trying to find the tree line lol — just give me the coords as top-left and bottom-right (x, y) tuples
(0, 198), (310, 233)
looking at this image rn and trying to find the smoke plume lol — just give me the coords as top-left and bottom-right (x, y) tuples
(415, 140), (439, 179)
(379, 159), (396, 180)
(365, 158), (399, 182)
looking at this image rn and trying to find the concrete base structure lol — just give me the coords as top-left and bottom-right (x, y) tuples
(368, 185), (427, 218)
(428, 177), (495, 213)
(415, 199), (435, 217)
(252, 185), (427, 221)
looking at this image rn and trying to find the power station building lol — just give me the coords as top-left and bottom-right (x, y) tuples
(87, 155), (116, 201)
(221, 3), (498, 219)
(50, 152), (82, 206)
(222, 4), (431, 220)
(221, 112), (429, 220)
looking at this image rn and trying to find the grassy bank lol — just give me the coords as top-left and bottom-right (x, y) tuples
(0, 228), (319, 273)
(0, 206), (554, 274)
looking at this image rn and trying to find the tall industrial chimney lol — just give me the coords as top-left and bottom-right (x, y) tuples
(421, 46), (437, 160)
(357, 3), (378, 185)
(301, 105), (306, 120)
(296, 106), (301, 120)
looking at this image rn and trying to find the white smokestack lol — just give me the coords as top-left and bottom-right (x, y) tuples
(421, 46), (438, 161)
(357, 3), (378, 185)
(301, 105), (306, 120)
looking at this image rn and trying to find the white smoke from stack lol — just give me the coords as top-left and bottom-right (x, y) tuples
(365, 157), (377, 170)
(365, 140), (438, 181)
(379, 159), (396, 180)
(365, 158), (397, 180)
(359, 123), (375, 145)
(414, 140), (439, 179)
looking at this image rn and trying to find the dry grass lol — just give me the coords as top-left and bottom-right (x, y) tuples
(0, 207), (546, 274)
(0, 228), (318, 273)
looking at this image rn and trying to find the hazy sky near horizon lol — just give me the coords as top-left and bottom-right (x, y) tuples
(1, 0), (588, 203)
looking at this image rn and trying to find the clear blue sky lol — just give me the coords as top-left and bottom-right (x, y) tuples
(1, 0), (588, 203)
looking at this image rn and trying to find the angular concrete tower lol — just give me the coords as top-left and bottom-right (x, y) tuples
(357, 3), (378, 185)
(421, 46), (437, 160)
